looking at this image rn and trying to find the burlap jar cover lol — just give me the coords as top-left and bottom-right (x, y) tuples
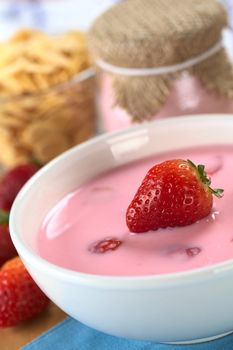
(88, 0), (233, 122)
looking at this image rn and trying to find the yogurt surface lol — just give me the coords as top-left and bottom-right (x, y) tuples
(37, 145), (233, 276)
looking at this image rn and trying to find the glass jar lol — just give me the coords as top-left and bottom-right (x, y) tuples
(99, 71), (233, 132)
(89, 0), (233, 132)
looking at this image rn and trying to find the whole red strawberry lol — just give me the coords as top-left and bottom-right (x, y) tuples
(0, 256), (49, 327)
(0, 163), (40, 266)
(0, 163), (39, 212)
(0, 221), (17, 266)
(0, 210), (17, 266)
(126, 159), (223, 233)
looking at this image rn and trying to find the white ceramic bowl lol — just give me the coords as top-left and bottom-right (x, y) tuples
(9, 115), (233, 344)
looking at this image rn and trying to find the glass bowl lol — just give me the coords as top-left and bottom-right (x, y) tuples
(0, 68), (96, 167)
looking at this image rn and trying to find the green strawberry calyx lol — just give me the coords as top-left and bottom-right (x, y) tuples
(0, 210), (9, 224)
(30, 156), (43, 168)
(187, 159), (224, 198)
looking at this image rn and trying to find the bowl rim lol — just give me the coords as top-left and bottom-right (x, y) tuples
(0, 67), (95, 102)
(9, 114), (233, 289)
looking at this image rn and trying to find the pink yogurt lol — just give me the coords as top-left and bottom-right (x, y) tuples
(99, 74), (233, 132)
(37, 145), (233, 276)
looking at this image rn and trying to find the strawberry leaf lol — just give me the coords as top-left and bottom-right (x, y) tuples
(0, 210), (9, 224)
(30, 156), (43, 168)
(209, 188), (224, 198)
(187, 159), (224, 198)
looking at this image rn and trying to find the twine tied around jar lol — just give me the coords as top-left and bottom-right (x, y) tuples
(88, 0), (233, 121)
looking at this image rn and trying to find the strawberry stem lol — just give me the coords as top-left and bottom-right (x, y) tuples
(30, 156), (43, 168)
(0, 210), (9, 224)
(187, 159), (224, 198)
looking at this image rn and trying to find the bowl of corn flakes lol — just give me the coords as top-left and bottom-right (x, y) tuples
(0, 29), (96, 167)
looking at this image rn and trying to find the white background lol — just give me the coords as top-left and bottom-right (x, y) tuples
(0, 0), (119, 39)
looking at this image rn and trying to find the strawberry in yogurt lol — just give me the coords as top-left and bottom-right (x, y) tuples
(37, 145), (229, 276)
(126, 159), (223, 233)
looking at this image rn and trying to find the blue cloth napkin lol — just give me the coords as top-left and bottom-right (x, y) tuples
(21, 317), (233, 350)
